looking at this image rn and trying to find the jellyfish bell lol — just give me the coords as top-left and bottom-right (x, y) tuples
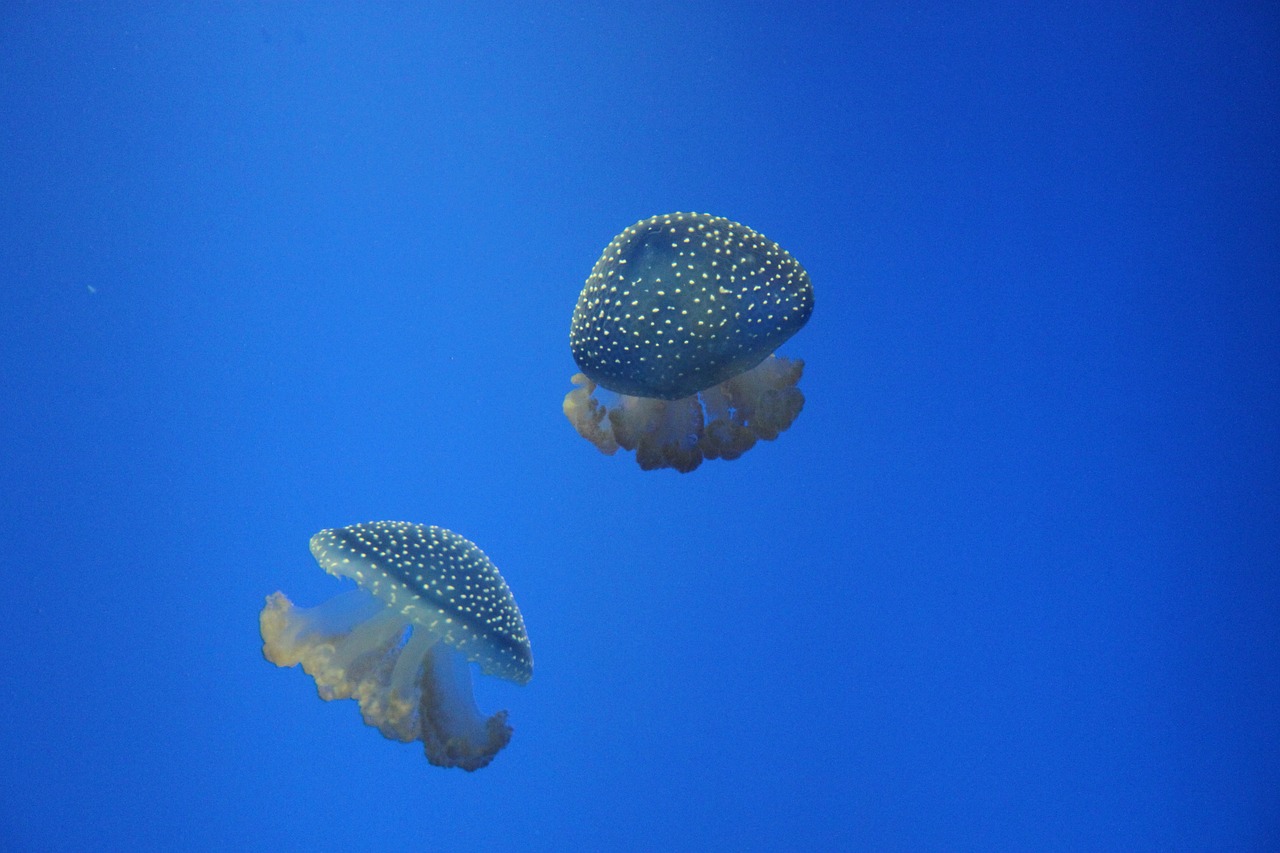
(259, 521), (532, 771)
(564, 212), (814, 473)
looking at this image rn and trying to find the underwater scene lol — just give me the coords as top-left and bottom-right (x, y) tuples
(2, 3), (1277, 851)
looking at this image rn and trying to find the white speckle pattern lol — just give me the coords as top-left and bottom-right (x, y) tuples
(309, 521), (532, 684)
(570, 212), (814, 400)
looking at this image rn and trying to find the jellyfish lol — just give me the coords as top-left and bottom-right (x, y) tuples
(259, 521), (532, 771)
(563, 211), (814, 473)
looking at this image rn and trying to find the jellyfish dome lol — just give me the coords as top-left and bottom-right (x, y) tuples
(564, 212), (814, 473)
(259, 521), (532, 771)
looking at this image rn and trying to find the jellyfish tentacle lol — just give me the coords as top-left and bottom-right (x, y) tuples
(565, 353), (805, 472)
(418, 641), (513, 771)
(563, 373), (618, 454)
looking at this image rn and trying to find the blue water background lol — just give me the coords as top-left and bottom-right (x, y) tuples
(2, 3), (1277, 850)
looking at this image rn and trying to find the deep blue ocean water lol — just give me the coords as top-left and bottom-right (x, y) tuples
(2, 3), (1277, 850)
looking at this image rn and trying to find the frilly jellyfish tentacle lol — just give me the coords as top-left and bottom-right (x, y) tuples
(562, 373), (618, 455)
(717, 354), (806, 443)
(563, 353), (805, 473)
(260, 588), (511, 769)
(261, 590), (422, 741)
(419, 642), (513, 771)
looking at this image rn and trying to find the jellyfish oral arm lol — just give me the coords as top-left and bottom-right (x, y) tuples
(418, 642), (513, 772)
(563, 354), (805, 473)
(563, 373), (619, 454)
(260, 588), (513, 771)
